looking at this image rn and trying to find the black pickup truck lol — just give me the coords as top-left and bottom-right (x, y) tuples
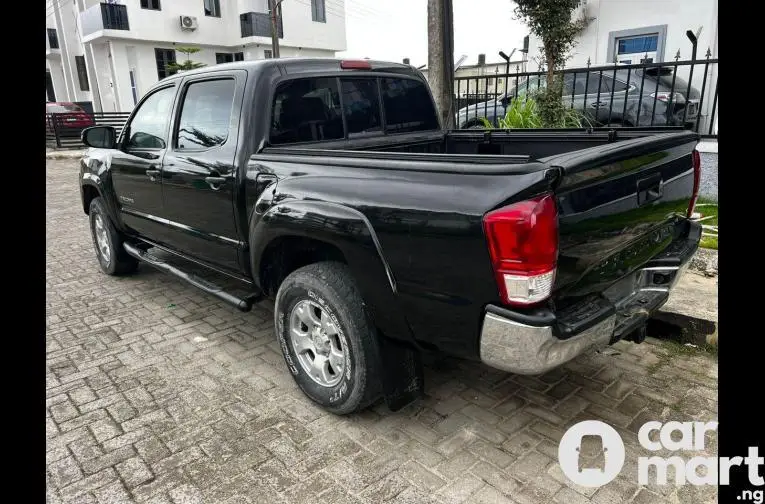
(79, 58), (701, 414)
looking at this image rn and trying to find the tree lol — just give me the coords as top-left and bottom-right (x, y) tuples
(513, 0), (592, 127)
(168, 47), (206, 73)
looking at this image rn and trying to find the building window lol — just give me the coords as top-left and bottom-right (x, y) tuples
(47, 29), (59, 49)
(204, 0), (221, 17)
(140, 0), (161, 10)
(176, 79), (235, 149)
(46, 70), (56, 102)
(215, 52), (244, 64)
(607, 25), (667, 64)
(75, 56), (90, 91)
(240, 12), (282, 38)
(311, 0), (326, 23)
(155, 48), (177, 80)
(264, 49), (273, 59)
(129, 69), (138, 105)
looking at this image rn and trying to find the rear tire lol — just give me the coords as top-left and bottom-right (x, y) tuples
(274, 261), (382, 415)
(88, 197), (138, 276)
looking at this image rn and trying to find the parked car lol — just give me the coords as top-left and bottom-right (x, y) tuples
(46, 102), (94, 136)
(458, 66), (701, 129)
(78, 58), (701, 415)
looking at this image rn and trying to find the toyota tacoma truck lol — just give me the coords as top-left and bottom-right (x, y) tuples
(78, 58), (701, 415)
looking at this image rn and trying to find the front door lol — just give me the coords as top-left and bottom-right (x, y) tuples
(110, 84), (177, 241)
(159, 73), (244, 273)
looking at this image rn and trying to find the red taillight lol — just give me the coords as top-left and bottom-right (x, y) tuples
(340, 59), (372, 70)
(483, 193), (559, 306)
(688, 149), (701, 218)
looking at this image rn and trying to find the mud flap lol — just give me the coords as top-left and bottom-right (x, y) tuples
(377, 335), (424, 411)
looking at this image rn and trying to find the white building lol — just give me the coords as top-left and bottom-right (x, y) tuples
(527, 0), (718, 68)
(526, 0), (718, 133)
(46, 0), (346, 112)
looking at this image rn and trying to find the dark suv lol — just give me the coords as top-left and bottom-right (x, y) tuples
(458, 67), (700, 129)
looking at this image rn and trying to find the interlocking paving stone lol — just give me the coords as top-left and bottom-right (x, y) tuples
(46, 160), (718, 503)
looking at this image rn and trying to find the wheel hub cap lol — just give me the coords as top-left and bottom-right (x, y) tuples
(94, 214), (111, 264)
(289, 300), (346, 387)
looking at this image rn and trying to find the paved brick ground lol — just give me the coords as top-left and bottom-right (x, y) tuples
(47, 159), (718, 504)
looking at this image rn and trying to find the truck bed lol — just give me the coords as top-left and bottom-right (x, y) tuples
(252, 128), (699, 357)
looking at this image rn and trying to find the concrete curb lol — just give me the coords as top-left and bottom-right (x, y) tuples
(689, 248), (718, 277)
(653, 270), (718, 348)
(46, 150), (86, 160)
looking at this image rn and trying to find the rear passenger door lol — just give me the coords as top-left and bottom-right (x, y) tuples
(159, 71), (246, 273)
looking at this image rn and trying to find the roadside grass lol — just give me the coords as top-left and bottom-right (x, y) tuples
(646, 338), (718, 376)
(695, 198), (718, 250)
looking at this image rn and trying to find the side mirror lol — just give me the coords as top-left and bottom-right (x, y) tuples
(81, 126), (117, 149)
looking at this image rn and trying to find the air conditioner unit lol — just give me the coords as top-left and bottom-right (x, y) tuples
(179, 15), (198, 30)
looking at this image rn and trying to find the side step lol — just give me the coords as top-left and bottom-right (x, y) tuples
(123, 242), (262, 312)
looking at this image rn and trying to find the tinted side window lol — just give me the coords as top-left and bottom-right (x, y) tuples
(270, 78), (343, 145)
(586, 75), (608, 94)
(515, 76), (544, 98)
(605, 77), (629, 92)
(380, 78), (439, 133)
(126, 86), (176, 149)
(341, 79), (382, 137)
(176, 79), (235, 150)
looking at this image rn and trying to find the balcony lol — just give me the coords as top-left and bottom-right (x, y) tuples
(240, 11), (282, 38)
(80, 2), (130, 38)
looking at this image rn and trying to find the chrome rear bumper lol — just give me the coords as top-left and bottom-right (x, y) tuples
(479, 254), (692, 375)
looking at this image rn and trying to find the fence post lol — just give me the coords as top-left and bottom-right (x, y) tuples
(52, 114), (62, 149)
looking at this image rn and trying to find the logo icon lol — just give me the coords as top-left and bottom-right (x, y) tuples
(559, 420), (626, 487)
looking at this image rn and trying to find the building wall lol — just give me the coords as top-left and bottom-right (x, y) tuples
(527, 0), (717, 67)
(94, 40), (335, 111)
(79, 0), (346, 52)
(48, 0), (345, 111)
(46, 60), (68, 103)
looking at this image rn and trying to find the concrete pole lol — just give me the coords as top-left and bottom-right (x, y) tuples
(269, 0), (282, 58)
(428, 0), (455, 128)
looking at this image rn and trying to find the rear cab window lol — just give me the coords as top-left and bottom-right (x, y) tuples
(269, 74), (438, 145)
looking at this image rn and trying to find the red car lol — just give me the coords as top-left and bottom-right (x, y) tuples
(46, 102), (95, 134)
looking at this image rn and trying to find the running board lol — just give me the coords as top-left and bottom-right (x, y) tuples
(123, 242), (262, 312)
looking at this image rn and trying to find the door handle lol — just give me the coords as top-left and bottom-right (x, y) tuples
(204, 176), (226, 190)
(146, 167), (160, 181)
(590, 101), (608, 108)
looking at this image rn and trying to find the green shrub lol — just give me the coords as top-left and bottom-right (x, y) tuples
(479, 90), (591, 130)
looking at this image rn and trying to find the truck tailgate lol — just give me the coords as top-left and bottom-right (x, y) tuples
(543, 131), (700, 303)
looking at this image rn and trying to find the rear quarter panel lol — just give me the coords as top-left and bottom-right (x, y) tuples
(246, 156), (552, 357)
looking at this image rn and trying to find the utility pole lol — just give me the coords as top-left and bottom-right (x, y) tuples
(427, 0), (455, 128)
(269, 0), (284, 58)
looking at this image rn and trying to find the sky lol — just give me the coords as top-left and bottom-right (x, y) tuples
(334, 0), (530, 67)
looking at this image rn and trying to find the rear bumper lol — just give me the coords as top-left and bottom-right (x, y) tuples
(479, 221), (700, 375)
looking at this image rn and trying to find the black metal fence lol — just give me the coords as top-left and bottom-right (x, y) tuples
(454, 56), (718, 138)
(46, 112), (130, 149)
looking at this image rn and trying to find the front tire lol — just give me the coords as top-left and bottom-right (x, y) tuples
(274, 262), (382, 415)
(88, 197), (138, 276)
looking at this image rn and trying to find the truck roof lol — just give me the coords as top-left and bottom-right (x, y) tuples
(159, 57), (420, 83)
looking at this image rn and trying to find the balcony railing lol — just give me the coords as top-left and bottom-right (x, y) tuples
(80, 2), (130, 37)
(240, 11), (282, 38)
